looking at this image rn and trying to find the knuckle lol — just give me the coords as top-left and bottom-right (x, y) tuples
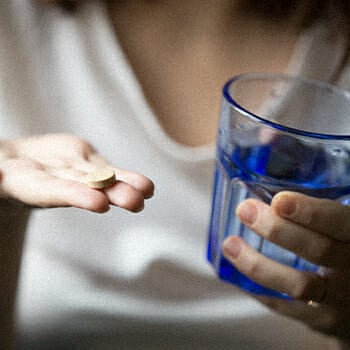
(72, 137), (94, 154)
(244, 254), (262, 278)
(312, 239), (335, 266)
(80, 142), (95, 158)
(289, 275), (315, 300)
(302, 204), (317, 226)
(313, 239), (347, 268)
(264, 221), (282, 243)
(119, 188), (144, 212)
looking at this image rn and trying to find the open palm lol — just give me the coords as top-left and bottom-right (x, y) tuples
(0, 134), (154, 212)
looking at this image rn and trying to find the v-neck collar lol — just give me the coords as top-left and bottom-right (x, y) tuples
(78, 1), (345, 162)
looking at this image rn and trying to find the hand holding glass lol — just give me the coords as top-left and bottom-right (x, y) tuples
(207, 73), (350, 298)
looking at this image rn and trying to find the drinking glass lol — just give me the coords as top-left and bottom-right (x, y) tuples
(207, 73), (350, 298)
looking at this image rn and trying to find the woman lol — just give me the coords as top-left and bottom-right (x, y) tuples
(1, 0), (350, 348)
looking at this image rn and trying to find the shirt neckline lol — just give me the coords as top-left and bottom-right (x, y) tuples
(78, 1), (345, 162)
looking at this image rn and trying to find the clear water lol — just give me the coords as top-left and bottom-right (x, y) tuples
(208, 135), (350, 298)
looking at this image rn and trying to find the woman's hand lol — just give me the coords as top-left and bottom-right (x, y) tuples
(0, 133), (154, 213)
(222, 191), (350, 342)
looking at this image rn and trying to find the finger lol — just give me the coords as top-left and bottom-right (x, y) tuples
(103, 181), (145, 212)
(111, 169), (154, 199)
(45, 161), (150, 212)
(236, 199), (350, 268)
(222, 236), (327, 302)
(253, 295), (338, 335)
(78, 157), (154, 199)
(0, 160), (110, 213)
(272, 191), (350, 241)
(255, 295), (318, 321)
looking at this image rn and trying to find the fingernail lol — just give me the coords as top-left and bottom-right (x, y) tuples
(223, 238), (242, 259)
(274, 195), (296, 217)
(134, 203), (145, 213)
(236, 202), (257, 225)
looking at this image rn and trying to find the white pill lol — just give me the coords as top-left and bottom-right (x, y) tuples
(87, 168), (116, 189)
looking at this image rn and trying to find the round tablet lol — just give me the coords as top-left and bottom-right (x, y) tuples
(87, 168), (116, 189)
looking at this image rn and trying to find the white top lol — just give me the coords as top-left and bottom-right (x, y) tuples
(0, 1), (347, 349)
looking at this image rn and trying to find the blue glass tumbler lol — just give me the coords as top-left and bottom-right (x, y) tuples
(207, 73), (350, 298)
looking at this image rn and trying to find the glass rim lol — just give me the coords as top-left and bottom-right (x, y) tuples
(223, 72), (350, 141)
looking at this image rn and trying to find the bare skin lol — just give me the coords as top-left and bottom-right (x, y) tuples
(0, 134), (153, 212)
(1, 1), (350, 349)
(223, 193), (350, 346)
(110, 1), (350, 347)
(109, 0), (303, 146)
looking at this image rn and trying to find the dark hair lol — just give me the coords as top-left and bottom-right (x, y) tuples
(240, 1), (349, 33)
(52, 1), (350, 28)
(53, 0), (350, 35)
(50, 0), (350, 79)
